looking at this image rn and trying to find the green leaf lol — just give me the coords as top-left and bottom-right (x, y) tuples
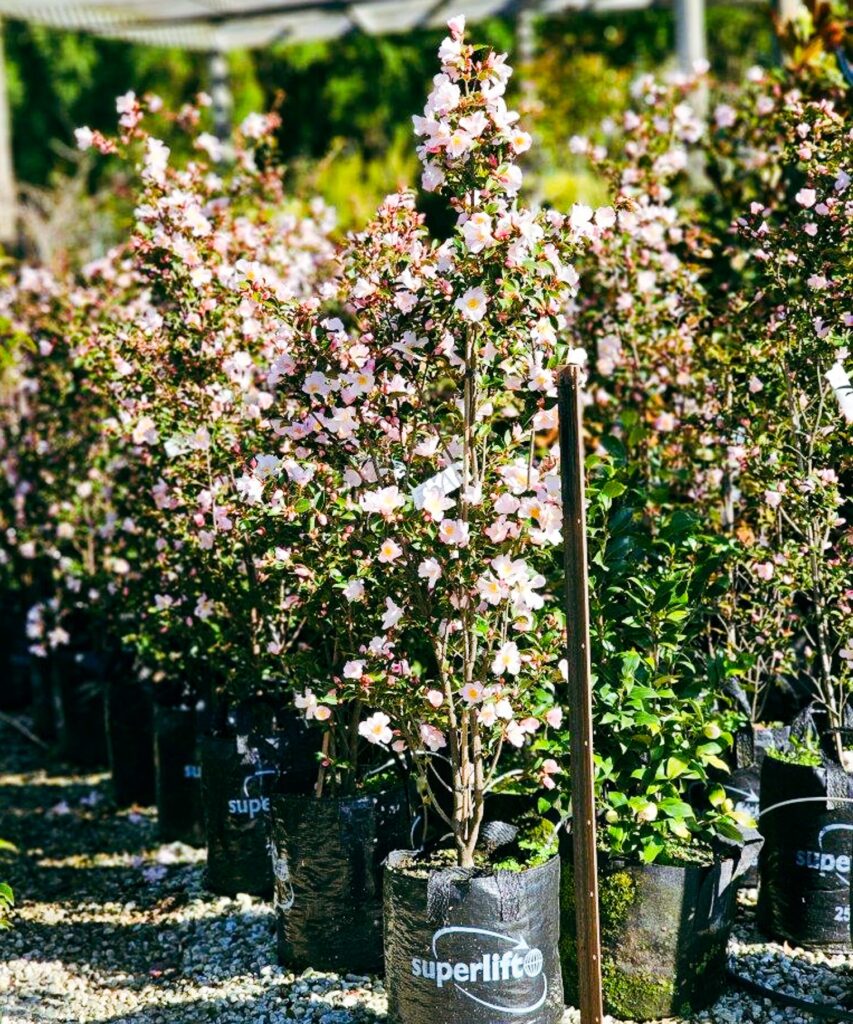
(666, 756), (689, 780)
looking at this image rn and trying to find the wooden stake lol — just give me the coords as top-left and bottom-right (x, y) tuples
(558, 365), (603, 1024)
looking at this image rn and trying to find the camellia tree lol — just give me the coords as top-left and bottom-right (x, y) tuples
(247, 19), (612, 868)
(706, 68), (852, 753)
(68, 94), (340, 702)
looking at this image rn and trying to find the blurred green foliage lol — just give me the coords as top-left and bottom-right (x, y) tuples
(3, 6), (775, 238)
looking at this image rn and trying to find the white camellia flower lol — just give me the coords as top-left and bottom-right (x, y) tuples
(418, 558), (442, 590)
(359, 712), (393, 746)
(491, 641), (522, 677)
(343, 578), (366, 602)
(455, 286), (489, 322)
(382, 597), (404, 631)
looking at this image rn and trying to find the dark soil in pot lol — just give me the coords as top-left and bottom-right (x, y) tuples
(52, 650), (108, 767)
(154, 702), (206, 846)
(758, 755), (853, 949)
(105, 673), (154, 807)
(384, 850), (563, 1024)
(271, 786), (412, 973)
(201, 712), (319, 897)
(561, 842), (752, 1021)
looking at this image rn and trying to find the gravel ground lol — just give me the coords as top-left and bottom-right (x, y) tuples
(1, 714), (852, 1024)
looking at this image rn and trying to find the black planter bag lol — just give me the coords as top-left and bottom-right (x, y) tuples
(271, 787), (411, 973)
(106, 674), (155, 807)
(29, 657), (57, 739)
(561, 840), (756, 1021)
(758, 755), (853, 948)
(384, 852), (563, 1024)
(733, 723), (792, 771)
(52, 649), (108, 767)
(0, 598), (31, 711)
(202, 715), (318, 897)
(154, 703), (205, 846)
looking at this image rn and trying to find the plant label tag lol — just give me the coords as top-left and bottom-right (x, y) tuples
(411, 463), (463, 510)
(826, 362), (853, 424)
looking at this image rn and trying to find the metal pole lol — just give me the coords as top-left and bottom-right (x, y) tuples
(558, 365), (604, 1024)
(208, 49), (233, 145)
(674, 0), (708, 117)
(0, 20), (17, 249)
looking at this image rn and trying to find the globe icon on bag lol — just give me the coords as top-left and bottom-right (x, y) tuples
(523, 947), (543, 978)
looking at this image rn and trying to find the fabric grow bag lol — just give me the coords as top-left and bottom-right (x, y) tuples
(29, 658), (57, 739)
(384, 851), (564, 1024)
(202, 717), (318, 896)
(757, 756), (853, 948)
(106, 675), (155, 807)
(271, 787), (411, 973)
(0, 598), (31, 710)
(561, 842), (754, 1021)
(52, 649), (108, 766)
(733, 724), (791, 771)
(154, 703), (205, 846)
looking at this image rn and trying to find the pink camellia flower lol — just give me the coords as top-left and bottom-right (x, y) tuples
(343, 659), (365, 679)
(754, 562), (775, 581)
(438, 519), (470, 546)
(378, 538), (403, 563)
(545, 707), (563, 728)
(713, 104), (736, 129)
(360, 485), (405, 517)
(764, 490), (782, 509)
(478, 705), (497, 727)
(795, 188), (817, 209)
(426, 689), (444, 708)
(460, 681), (484, 704)
(540, 758), (561, 790)
(359, 712), (393, 746)
(447, 15), (466, 38)
(314, 706), (332, 722)
(505, 720), (526, 748)
(748, 375), (764, 393)
(420, 722), (447, 751)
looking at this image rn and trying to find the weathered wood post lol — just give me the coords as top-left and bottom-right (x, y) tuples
(558, 365), (603, 1024)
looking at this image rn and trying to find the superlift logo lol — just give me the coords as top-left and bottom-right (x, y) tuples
(412, 926), (547, 1015)
(795, 823), (853, 884)
(227, 767), (277, 819)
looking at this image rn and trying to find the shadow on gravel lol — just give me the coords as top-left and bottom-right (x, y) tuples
(6, 908), (276, 974)
(91, 995), (385, 1024)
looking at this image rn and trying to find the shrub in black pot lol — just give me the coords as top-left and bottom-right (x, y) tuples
(758, 743), (853, 949)
(384, 832), (565, 1024)
(105, 667), (155, 807)
(154, 699), (207, 846)
(202, 700), (319, 897)
(272, 784), (412, 973)
(561, 838), (756, 1020)
(557, 459), (752, 1020)
(0, 595), (31, 711)
(51, 648), (109, 767)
